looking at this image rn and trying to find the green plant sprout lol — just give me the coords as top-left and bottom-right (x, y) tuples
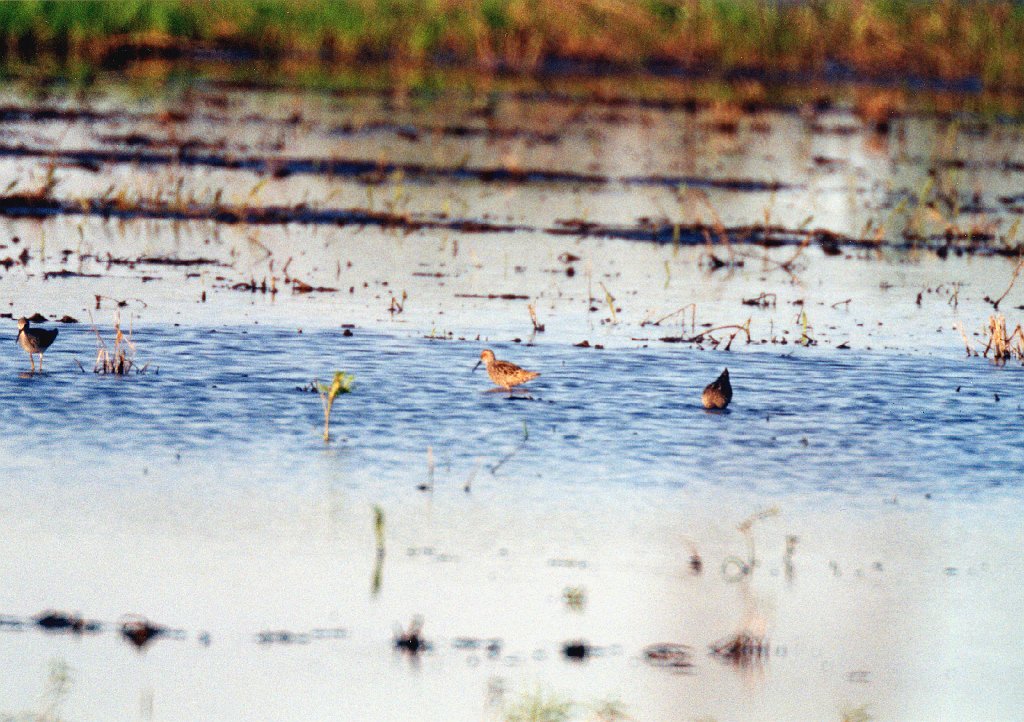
(371, 504), (385, 596)
(316, 371), (354, 441)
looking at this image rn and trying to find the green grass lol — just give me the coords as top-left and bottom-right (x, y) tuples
(0, 1), (1023, 87)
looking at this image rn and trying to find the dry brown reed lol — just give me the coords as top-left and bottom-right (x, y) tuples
(93, 314), (147, 374)
(982, 314), (1024, 363)
(958, 315), (1024, 363)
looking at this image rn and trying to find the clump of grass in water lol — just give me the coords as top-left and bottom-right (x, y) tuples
(315, 371), (354, 442)
(958, 315), (1024, 364)
(983, 315), (1024, 363)
(92, 314), (147, 374)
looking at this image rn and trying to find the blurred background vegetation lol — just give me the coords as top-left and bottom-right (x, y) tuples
(0, 0), (1022, 88)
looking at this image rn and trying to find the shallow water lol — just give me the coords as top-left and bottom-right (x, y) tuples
(2, 70), (1024, 722)
(1, 328), (1023, 721)
(1, 327), (1022, 496)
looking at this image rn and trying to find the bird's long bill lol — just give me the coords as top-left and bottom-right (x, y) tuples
(471, 360), (482, 372)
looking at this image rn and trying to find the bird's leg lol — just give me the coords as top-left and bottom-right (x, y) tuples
(39, 353), (44, 372)
(30, 353), (36, 373)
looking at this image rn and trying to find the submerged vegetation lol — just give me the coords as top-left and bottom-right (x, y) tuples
(0, 659), (73, 722)
(1, 1), (1023, 88)
(503, 687), (573, 722)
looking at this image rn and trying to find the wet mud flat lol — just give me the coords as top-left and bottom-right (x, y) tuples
(1, 68), (1024, 721)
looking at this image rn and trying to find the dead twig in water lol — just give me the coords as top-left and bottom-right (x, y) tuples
(489, 421), (528, 475)
(528, 303), (545, 332)
(742, 292), (776, 308)
(417, 446), (434, 491)
(985, 255), (1024, 310)
(722, 506), (779, 580)
(642, 303), (696, 330)
(598, 281), (617, 324)
(463, 459), (482, 493)
(661, 319), (752, 349)
(777, 234), (812, 272)
(388, 290), (407, 315)
(955, 321), (978, 357)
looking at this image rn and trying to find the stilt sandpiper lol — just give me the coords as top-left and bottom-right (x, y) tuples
(473, 349), (540, 390)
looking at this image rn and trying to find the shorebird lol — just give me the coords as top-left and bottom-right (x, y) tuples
(16, 317), (58, 373)
(473, 349), (540, 390)
(701, 368), (732, 409)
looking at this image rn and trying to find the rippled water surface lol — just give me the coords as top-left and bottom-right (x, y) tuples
(2, 327), (1022, 495)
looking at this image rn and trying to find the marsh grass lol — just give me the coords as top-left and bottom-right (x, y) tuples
(958, 314), (1024, 363)
(2, 2), (1024, 88)
(983, 314), (1024, 363)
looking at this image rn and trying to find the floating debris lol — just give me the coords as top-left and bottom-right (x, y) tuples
(452, 637), (503, 658)
(256, 630), (311, 644)
(710, 632), (769, 667)
(120, 615), (169, 649)
(394, 616), (429, 654)
(643, 643), (694, 670)
(0, 614), (26, 630)
(562, 640), (591, 660)
(562, 586), (587, 612)
(34, 610), (101, 634)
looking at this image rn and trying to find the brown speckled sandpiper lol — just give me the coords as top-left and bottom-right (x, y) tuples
(473, 349), (540, 390)
(701, 368), (732, 409)
(17, 317), (58, 373)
